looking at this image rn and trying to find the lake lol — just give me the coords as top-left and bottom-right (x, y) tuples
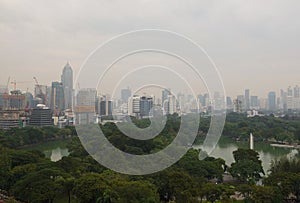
(24, 138), (299, 173)
(24, 140), (70, 162)
(194, 137), (299, 173)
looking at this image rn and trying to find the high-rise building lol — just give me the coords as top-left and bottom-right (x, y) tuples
(140, 96), (153, 117)
(245, 89), (250, 110)
(50, 82), (65, 114)
(121, 88), (131, 103)
(250, 96), (259, 109)
(237, 95), (245, 111)
(268, 91), (276, 111)
(162, 89), (171, 105)
(129, 95), (153, 118)
(1, 90), (26, 110)
(164, 95), (176, 114)
(294, 85), (300, 98)
(0, 110), (21, 129)
(29, 104), (53, 127)
(76, 88), (96, 106)
(97, 95), (112, 116)
(280, 89), (287, 111)
(61, 62), (73, 109)
(287, 86), (293, 97)
(233, 99), (242, 113)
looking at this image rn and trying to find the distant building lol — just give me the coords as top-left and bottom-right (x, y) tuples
(50, 82), (65, 114)
(287, 86), (293, 97)
(0, 110), (22, 129)
(250, 96), (259, 109)
(121, 88), (131, 103)
(25, 92), (34, 108)
(74, 106), (96, 125)
(233, 99), (242, 113)
(61, 62), (73, 109)
(162, 89), (171, 106)
(294, 85), (300, 98)
(268, 91), (276, 111)
(163, 95), (176, 115)
(226, 96), (233, 109)
(131, 95), (141, 116)
(29, 104), (53, 127)
(76, 88), (96, 106)
(245, 89), (250, 110)
(34, 84), (50, 105)
(128, 95), (153, 118)
(97, 95), (112, 116)
(1, 90), (26, 110)
(140, 96), (153, 117)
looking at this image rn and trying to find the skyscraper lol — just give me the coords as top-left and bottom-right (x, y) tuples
(268, 91), (276, 111)
(61, 62), (73, 110)
(294, 85), (300, 98)
(50, 81), (65, 114)
(121, 88), (131, 103)
(140, 96), (153, 117)
(162, 89), (171, 105)
(245, 89), (250, 110)
(250, 96), (259, 109)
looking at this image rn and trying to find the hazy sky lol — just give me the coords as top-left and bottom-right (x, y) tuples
(1, 0), (300, 98)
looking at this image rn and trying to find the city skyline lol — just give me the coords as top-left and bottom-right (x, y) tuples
(1, 1), (300, 98)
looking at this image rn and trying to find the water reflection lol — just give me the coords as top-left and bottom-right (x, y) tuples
(194, 138), (298, 172)
(44, 147), (69, 162)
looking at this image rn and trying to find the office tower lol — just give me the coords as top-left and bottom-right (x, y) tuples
(61, 62), (73, 109)
(50, 82), (65, 114)
(245, 89), (250, 110)
(293, 85), (300, 109)
(226, 96), (232, 109)
(233, 99), (242, 113)
(29, 104), (53, 127)
(286, 96), (293, 110)
(74, 88), (97, 125)
(294, 85), (300, 98)
(162, 89), (171, 105)
(268, 91), (276, 111)
(121, 88), (131, 103)
(250, 96), (259, 109)
(287, 86), (293, 97)
(132, 95), (141, 116)
(140, 96), (153, 117)
(164, 95), (176, 114)
(280, 89), (287, 111)
(97, 95), (112, 116)
(76, 88), (96, 106)
(237, 95), (245, 111)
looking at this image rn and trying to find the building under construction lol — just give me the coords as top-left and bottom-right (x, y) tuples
(0, 110), (22, 129)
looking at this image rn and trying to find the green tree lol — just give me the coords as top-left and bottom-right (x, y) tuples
(229, 149), (264, 183)
(12, 168), (69, 203)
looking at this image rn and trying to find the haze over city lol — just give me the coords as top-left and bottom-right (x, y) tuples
(1, 1), (300, 98)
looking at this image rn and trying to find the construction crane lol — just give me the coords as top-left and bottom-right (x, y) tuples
(4, 76), (10, 94)
(10, 80), (32, 91)
(33, 77), (47, 105)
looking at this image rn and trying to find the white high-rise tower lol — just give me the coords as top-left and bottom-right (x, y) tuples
(61, 62), (73, 110)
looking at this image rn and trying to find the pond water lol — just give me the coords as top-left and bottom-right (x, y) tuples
(194, 137), (299, 173)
